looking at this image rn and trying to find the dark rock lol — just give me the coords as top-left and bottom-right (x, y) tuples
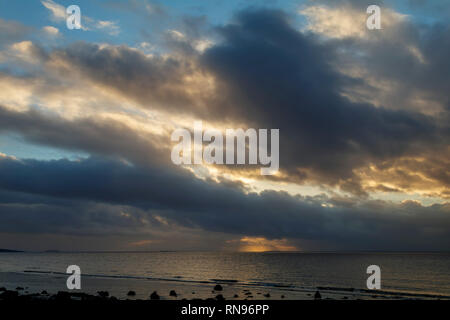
(343, 296), (348, 299)
(192, 292), (195, 294)
(213, 284), (223, 291)
(150, 291), (160, 300)
(245, 291), (252, 295)
(215, 294), (225, 301)
(264, 293), (271, 298)
(314, 291), (322, 300)
(0, 290), (19, 300)
(127, 291), (136, 296)
(281, 295), (285, 299)
(97, 291), (109, 298)
(233, 294), (239, 298)
(0, 287), (6, 292)
(169, 290), (177, 297)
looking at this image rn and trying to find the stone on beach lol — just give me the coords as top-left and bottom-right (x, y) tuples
(169, 290), (177, 297)
(127, 290), (136, 296)
(213, 284), (223, 291)
(97, 291), (109, 298)
(150, 291), (160, 300)
(314, 291), (322, 300)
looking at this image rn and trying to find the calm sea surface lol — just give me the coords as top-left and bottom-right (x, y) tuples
(1, 252), (449, 297)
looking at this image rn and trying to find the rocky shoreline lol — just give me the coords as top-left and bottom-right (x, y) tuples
(1, 271), (449, 302)
(0, 285), (327, 302)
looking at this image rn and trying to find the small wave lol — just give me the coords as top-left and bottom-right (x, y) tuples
(316, 285), (450, 299)
(210, 279), (238, 283)
(24, 270), (52, 274)
(23, 270), (213, 285)
(317, 286), (355, 292)
(246, 281), (294, 288)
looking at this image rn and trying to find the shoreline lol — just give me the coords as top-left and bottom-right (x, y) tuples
(1, 271), (449, 301)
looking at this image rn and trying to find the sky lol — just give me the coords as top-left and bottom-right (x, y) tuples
(0, 0), (449, 252)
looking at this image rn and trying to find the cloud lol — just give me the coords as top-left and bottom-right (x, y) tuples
(300, 3), (407, 39)
(1, 6), (449, 199)
(6, 41), (47, 64)
(300, 2), (449, 115)
(198, 9), (448, 192)
(0, 18), (31, 45)
(129, 239), (160, 246)
(48, 42), (212, 117)
(0, 155), (449, 250)
(0, 5), (449, 251)
(41, 0), (120, 35)
(227, 237), (299, 252)
(0, 105), (170, 168)
(41, 0), (66, 22)
(42, 25), (60, 37)
(96, 20), (120, 36)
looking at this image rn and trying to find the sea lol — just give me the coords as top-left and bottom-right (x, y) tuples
(1, 251), (449, 299)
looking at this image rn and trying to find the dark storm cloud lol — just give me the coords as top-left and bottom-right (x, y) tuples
(0, 192), (166, 236)
(0, 155), (243, 212)
(200, 9), (448, 185)
(45, 8), (449, 192)
(0, 105), (169, 167)
(1, 7), (449, 251)
(50, 42), (205, 116)
(0, 155), (449, 250)
(30, 7), (444, 196)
